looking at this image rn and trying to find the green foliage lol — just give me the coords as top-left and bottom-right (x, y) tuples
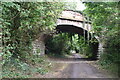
(2, 55), (50, 78)
(106, 28), (120, 51)
(36, 67), (48, 75)
(36, 49), (41, 54)
(28, 55), (45, 65)
(76, 36), (98, 59)
(84, 2), (119, 36)
(46, 33), (97, 59)
(1, 2), (64, 78)
(2, 57), (31, 78)
(45, 33), (72, 55)
(81, 44), (92, 58)
(99, 53), (119, 76)
(84, 2), (119, 76)
(104, 28), (120, 64)
(1, 2), (64, 63)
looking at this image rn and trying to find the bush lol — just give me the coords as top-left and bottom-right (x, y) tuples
(2, 55), (49, 78)
(99, 28), (120, 76)
(45, 33), (72, 56)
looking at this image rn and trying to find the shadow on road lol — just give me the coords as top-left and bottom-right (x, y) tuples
(48, 57), (98, 62)
(47, 53), (98, 62)
(45, 54), (117, 78)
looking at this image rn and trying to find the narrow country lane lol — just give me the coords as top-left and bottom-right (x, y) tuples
(61, 63), (109, 78)
(46, 53), (117, 78)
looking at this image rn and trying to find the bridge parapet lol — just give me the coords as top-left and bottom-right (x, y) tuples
(57, 19), (92, 32)
(60, 10), (84, 21)
(57, 10), (93, 33)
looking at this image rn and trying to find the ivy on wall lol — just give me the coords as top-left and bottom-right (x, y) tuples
(1, 2), (64, 64)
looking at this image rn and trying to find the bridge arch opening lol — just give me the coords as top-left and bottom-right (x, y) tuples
(45, 10), (99, 60)
(56, 24), (99, 60)
(45, 24), (99, 60)
(56, 24), (90, 39)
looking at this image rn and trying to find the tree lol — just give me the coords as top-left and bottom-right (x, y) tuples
(1, 2), (64, 64)
(84, 2), (119, 75)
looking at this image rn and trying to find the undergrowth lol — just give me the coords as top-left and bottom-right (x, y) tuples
(2, 55), (51, 78)
(98, 53), (119, 77)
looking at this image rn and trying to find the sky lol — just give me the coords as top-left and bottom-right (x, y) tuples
(65, 0), (86, 11)
(76, 0), (86, 11)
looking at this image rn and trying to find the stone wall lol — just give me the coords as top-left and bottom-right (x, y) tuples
(97, 42), (105, 58)
(32, 34), (45, 56)
(95, 36), (106, 58)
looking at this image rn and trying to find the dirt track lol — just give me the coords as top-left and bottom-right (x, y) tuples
(35, 54), (118, 78)
(48, 53), (117, 78)
(60, 62), (111, 78)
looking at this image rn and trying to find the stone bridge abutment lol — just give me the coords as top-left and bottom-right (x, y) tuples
(32, 10), (103, 59)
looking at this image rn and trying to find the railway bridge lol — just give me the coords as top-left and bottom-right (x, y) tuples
(56, 10), (93, 40)
(33, 10), (103, 58)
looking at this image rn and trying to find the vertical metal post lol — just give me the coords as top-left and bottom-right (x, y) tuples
(91, 23), (93, 40)
(87, 17), (90, 44)
(87, 25), (89, 44)
(83, 14), (85, 43)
